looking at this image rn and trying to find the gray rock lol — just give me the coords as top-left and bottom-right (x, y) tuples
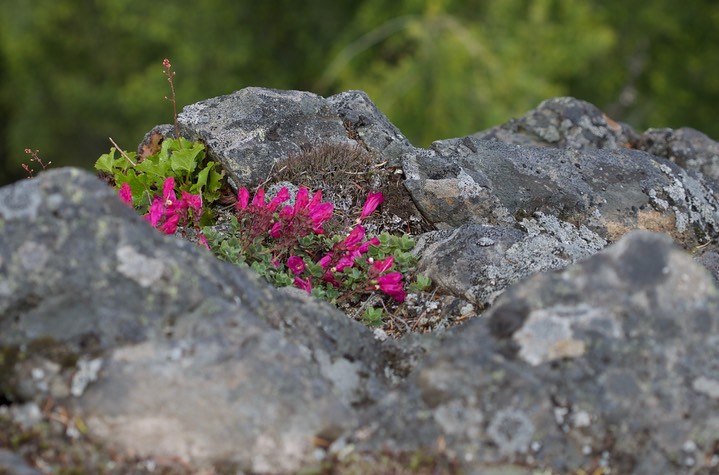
(639, 127), (719, 193)
(403, 137), (719, 248)
(472, 96), (640, 150)
(176, 87), (413, 187)
(416, 214), (607, 308)
(0, 448), (42, 475)
(341, 231), (719, 474)
(0, 168), (409, 473)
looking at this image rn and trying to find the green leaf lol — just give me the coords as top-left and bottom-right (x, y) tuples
(170, 147), (200, 174)
(362, 307), (384, 327)
(94, 148), (118, 173)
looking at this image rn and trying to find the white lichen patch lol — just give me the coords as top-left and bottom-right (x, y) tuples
(116, 245), (165, 287)
(487, 408), (535, 455)
(513, 304), (621, 366)
(315, 350), (361, 405)
(692, 376), (719, 399)
(434, 399), (484, 438)
(71, 357), (103, 397)
(16, 241), (50, 272)
(457, 168), (485, 197)
(0, 178), (42, 220)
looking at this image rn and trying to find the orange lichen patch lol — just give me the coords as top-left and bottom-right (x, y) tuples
(603, 220), (634, 242)
(603, 114), (622, 134)
(602, 209), (688, 244)
(637, 209), (677, 234)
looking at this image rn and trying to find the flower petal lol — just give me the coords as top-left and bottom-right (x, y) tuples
(360, 191), (384, 220)
(118, 183), (133, 205)
(237, 187), (250, 209)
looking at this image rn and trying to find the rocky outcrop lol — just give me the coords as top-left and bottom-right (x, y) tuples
(3, 91), (719, 474)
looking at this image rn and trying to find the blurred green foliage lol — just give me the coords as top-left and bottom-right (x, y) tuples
(1, 0), (718, 185)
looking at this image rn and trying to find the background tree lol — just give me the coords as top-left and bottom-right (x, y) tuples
(0, 0), (716, 185)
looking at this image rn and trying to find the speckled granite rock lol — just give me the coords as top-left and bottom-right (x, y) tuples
(472, 96), (640, 150)
(415, 214), (607, 308)
(403, 137), (719, 248)
(340, 231), (719, 474)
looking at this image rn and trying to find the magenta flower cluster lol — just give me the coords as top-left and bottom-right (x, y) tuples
(234, 185), (407, 302)
(119, 177), (208, 248)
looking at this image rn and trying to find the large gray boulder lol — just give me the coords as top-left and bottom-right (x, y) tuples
(175, 87), (413, 187)
(340, 231), (719, 474)
(0, 168), (410, 473)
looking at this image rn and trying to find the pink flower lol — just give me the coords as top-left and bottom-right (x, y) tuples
(252, 187), (266, 208)
(287, 256), (306, 275)
(373, 256), (394, 273)
(309, 202), (334, 233)
(334, 251), (360, 272)
(376, 272), (406, 302)
(317, 254), (333, 269)
(359, 237), (380, 254)
(341, 226), (365, 250)
(119, 183), (133, 205)
(198, 232), (210, 250)
(294, 187), (310, 213)
(162, 177), (177, 205)
(294, 276), (313, 294)
(268, 187), (290, 212)
(181, 191), (202, 213)
(160, 212), (180, 234)
(360, 191), (384, 221)
(269, 221), (283, 238)
(280, 205), (294, 220)
(146, 198), (165, 227)
(236, 187), (250, 210)
(309, 189), (323, 208)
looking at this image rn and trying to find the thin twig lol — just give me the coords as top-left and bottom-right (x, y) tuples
(109, 137), (136, 166)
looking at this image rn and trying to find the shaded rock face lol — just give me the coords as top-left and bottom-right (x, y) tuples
(3, 90), (719, 474)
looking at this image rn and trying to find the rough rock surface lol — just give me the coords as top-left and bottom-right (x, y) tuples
(175, 87), (413, 187)
(415, 214), (606, 308)
(472, 96), (641, 150)
(343, 231), (719, 474)
(473, 96), (719, 196)
(3, 90), (719, 474)
(639, 126), (719, 192)
(0, 169), (410, 473)
(403, 136), (719, 248)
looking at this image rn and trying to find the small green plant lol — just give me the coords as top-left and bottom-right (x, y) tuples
(95, 136), (223, 219)
(95, 58), (223, 233)
(362, 306), (384, 327)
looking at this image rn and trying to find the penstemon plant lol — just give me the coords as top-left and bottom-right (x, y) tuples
(203, 186), (431, 319)
(96, 58), (430, 327)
